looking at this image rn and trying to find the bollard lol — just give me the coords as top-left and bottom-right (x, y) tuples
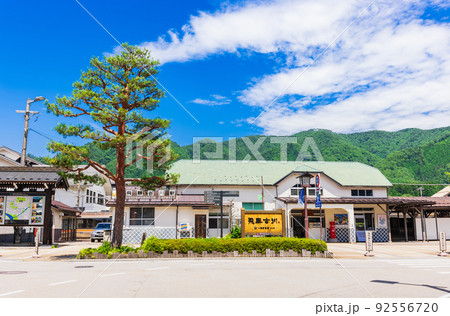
(265, 249), (271, 257)
(364, 230), (375, 257)
(188, 250), (194, 258)
(438, 231), (448, 256)
(32, 229), (40, 258)
(202, 251), (208, 257)
(252, 250), (257, 257)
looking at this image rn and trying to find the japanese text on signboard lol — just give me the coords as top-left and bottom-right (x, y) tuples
(244, 213), (283, 235)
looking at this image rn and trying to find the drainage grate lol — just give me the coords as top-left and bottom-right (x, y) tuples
(74, 265), (94, 269)
(0, 271), (28, 274)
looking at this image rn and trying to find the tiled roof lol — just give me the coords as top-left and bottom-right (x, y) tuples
(51, 200), (81, 216)
(170, 160), (392, 187)
(0, 167), (63, 182)
(432, 185), (450, 197)
(106, 194), (214, 207)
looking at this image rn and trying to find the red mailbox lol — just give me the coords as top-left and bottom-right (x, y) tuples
(329, 222), (336, 239)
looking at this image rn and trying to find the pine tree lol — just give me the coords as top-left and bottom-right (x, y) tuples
(46, 44), (178, 247)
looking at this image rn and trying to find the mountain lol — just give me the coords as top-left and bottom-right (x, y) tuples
(33, 127), (450, 196)
(341, 127), (450, 158)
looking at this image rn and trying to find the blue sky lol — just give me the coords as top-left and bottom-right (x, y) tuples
(1, 0), (449, 156)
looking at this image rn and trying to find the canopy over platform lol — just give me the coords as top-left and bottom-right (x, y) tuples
(276, 196), (436, 206)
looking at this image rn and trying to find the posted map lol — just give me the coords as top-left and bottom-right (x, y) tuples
(5, 196), (33, 221)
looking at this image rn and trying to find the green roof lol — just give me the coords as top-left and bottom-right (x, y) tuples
(170, 160), (392, 187)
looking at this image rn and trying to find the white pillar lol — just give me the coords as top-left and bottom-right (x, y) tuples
(346, 205), (356, 243)
(285, 204), (291, 237)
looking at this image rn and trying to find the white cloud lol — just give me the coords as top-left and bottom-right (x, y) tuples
(190, 94), (232, 106)
(131, 0), (450, 135)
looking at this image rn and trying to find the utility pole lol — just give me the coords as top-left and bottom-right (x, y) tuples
(417, 187), (424, 197)
(16, 96), (45, 166)
(220, 191), (224, 238)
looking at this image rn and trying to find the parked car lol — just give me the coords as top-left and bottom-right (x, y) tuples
(91, 222), (111, 242)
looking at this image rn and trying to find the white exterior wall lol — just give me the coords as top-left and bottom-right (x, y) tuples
(176, 184), (277, 226)
(55, 184), (110, 212)
(416, 218), (450, 240)
(277, 173), (387, 198)
(52, 210), (63, 230)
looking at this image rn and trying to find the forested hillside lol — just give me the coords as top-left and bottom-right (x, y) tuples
(34, 127), (450, 196)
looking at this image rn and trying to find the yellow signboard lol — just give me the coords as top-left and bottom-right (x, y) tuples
(241, 209), (285, 236)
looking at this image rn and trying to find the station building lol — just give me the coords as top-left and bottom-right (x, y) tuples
(108, 160), (449, 244)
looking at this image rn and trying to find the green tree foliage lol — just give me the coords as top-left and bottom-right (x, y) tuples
(45, 44), (178, 247)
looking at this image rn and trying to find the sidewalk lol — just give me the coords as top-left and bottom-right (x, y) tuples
(327, 241), (448, 259)
(0, 241), (92, 261)
(1, 240), (447, 261)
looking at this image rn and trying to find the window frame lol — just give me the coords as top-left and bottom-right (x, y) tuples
(242, 202), (264, 211)
(351, 189), (374, 197)
(129, 207), (155, 226)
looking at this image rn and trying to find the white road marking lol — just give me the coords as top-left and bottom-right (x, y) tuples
(439, 293), (450, 298)
(0, 290), (24, 297)
(145, 267), (169, 271)
(438, 271), (450, 274)
(49, 279), (78, 286)
(100, 272), (126, 277)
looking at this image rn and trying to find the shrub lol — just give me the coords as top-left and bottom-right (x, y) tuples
(141, 237), (326, 254)
(230, 226), (241, 238)
(79, 237), (328, 258)
(97, 241), (112, 254)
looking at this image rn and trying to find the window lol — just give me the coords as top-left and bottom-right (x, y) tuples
(126, 190), (132, 197)
(129, 207), (155, 226)
(354, 209), (375, 231)
(208, 211), (229, 229)
(290, 184), (323, 196)
(242, 202), (263, 210)
(137, 190), (143, 196)
(209, 217), (229, 229)
(351, 189), (373, 197)
(97, 194), (105, 205)
(158, 190), (165, 197)
(169, 189), (176, 196)
(147, 190), (154, 197)
(86, 189), (96, 203)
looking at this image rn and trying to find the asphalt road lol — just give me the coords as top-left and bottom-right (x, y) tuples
(1, 255), (450, 298)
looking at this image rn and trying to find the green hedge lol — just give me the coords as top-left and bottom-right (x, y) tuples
(78, 237), (327, 258)
(141, 236), (326, 254)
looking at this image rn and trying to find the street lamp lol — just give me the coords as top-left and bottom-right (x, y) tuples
(17, 96), (46, 166)
(297, 172), (314, 238)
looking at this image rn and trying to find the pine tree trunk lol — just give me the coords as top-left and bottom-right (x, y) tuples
(112, 142), (126, 248)
(112, 179), (125, 248)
